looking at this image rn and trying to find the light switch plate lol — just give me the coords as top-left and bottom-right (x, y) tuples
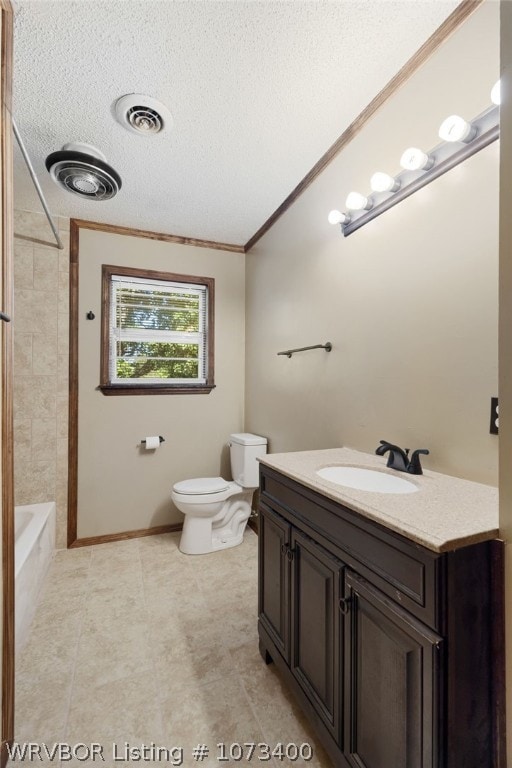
(490, 397), (499, 435)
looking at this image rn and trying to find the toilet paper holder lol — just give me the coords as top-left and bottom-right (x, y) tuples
(141, 436), (165, 445)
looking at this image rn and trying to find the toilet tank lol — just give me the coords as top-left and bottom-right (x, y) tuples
(229, 433), (267, 488)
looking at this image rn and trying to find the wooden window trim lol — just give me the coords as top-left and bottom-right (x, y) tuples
(99, 264), (215, 395)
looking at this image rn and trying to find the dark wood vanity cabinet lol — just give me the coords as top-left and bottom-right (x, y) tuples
(290, 528), (342, 740)
(343, 570), (441, 768)
(259, 505), (342, 741)
(258, 465), (504, 768)
(259, 506), (291, 661)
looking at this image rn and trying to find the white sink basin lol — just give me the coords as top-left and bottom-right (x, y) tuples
(316, 466), (419, 494)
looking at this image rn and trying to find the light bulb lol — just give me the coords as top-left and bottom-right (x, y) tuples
(370, 172), (400, 193)
(439, 115), (476, 143)
(345, 191), (372, 211)
(491, 79), (501, 106)
(327, 209), (349, 225)
(400, 147), (433, 171)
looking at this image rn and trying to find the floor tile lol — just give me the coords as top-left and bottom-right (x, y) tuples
(15, 531), (332, 768)
(73, 618), (153, 690)
(67, 671), (162, 739)
(160, 673), (266, 761)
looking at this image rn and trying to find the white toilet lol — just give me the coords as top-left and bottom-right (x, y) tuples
(172, 433), (267, 555)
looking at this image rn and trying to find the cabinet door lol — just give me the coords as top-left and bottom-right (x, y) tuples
(290, 530), (343, 744)
(258, 504), (291, 662)
(344, 570), (442, 768)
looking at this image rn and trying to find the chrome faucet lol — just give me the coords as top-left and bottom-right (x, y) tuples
(375, 440), (429, 475)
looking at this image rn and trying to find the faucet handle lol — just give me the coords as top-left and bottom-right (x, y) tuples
(376, 439), (396, 455)
(408, 449), (430, 475)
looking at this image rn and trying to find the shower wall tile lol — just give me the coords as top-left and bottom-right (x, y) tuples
(14, 208), (46, 229)
(14, 375), (57, 419)
(59, 248), (70, 273)
(14, 289), (39, 333)
(32, 334), (58, 375)
(33, 248), (59, 292)
(14, 418), (32, 463)
(37, 292), (59, 336)
(56, 479), (68, 510)
(14, 210), (59, 248)
(58, 230), (70, 255)
(56, 437), (68, 459)
(15, 459), (56, 506)
(32, 418), (57, 461)
(56, 396), (68, 439)
(13, 210), (70, 547)
(55, 510), (68, 550)
(14, 332), (33, 373)
(57, 312), (69, 354)
(57, 353), (69, 397)
(56, 468), (69, 549)
(15, 289), (58, 335)
(14, 244), (34, 289)
(58, 271), (69, 314)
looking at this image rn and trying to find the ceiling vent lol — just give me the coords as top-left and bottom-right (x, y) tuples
(115, 94), (173, 135)
(45, 142), (121, 201)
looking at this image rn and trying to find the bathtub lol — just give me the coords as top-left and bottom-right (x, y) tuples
(15, 502), (56, 651)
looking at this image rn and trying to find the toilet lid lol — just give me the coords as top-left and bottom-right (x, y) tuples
(173, 477), (229, 495)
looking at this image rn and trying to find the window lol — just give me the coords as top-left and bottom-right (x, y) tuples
(100, 265), (214, 394)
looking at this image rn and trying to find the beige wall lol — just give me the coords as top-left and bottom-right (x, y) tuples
(13, 210), (70, 549)
(499, 0), (512, 760)
(77, 228), (245, 539)
(245, 2), (499, 486)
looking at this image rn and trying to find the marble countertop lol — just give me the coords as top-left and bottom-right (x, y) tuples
(259, 447), (499, 553)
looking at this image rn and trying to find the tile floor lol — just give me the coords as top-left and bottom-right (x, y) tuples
(14, 530), (330, 767)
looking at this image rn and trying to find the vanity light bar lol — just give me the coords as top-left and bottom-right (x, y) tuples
(334, 103), (499, 238)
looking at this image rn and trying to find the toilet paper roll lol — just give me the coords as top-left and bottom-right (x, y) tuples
(144, 436), (161, 450)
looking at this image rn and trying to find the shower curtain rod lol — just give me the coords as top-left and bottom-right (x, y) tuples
(12, 118), (64, 251)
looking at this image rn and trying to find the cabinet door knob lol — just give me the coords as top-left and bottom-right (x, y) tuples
(286, 548), (295, 562)
(281, 543), (288, 555)
(339, 597), (351, 615)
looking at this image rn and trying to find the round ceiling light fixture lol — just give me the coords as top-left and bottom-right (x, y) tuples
(114, 93), (173, 135)
(45, 142), (122, 200)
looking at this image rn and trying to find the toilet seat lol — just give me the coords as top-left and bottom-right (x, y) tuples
(173, 477), (229, 495)
(172, 479), (240, 506)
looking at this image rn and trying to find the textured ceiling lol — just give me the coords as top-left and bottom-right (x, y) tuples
(13, 0), (461, 246)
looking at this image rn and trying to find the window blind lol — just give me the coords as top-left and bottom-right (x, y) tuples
(109, 274), (208, 385)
